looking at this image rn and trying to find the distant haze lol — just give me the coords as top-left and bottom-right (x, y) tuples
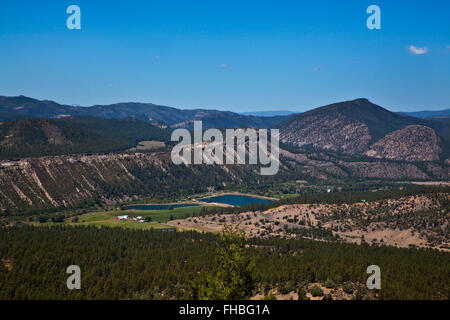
(240, 111), (297, 117)
(398, 109), (450, 118)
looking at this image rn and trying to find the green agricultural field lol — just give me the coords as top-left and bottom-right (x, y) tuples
(124, 206), (214, 223)
(33, 211), (169, 230)
(80, 220), (170, 230)
(128, 140), (166, 151)
(32, 205), (215, 230)
(72, 211), (113, 223)
(273, 193), (300, 200)
(28, 204), (217, 231)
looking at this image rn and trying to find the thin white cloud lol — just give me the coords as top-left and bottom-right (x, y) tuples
(408, 45), (428, 55)
(220, 64), (229, 68)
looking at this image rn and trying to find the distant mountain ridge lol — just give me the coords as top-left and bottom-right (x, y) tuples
(240, 110), (296, 117)
(0, 95), (293, 129)
(399, 109), (450, 118)
(1, 95), (449, 163)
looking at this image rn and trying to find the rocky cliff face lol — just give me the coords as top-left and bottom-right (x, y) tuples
(280, 112), (372, 154)
(280, 149), (448, 180)
(279, 99), (446, 162)
(0, 150), (448, 213)
(0, 152), (251, 213)
(365, 125), (441, 161)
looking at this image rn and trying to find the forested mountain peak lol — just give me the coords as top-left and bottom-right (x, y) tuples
(0, 95), (293, 129)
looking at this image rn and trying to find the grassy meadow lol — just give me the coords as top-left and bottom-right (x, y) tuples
(33, 204), (214, 230)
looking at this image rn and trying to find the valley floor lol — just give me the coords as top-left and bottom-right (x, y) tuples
(167, 193), (450, 251)
(23, 188), (450, 252)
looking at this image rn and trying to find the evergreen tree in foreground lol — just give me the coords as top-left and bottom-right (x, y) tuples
(192, 224), (255, 300)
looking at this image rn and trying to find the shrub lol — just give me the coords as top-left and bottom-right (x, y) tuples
(52, 215), (65, 223)
(324, 278), (335, 288)
(297, 288), (308, 300)
(279, 281), (294, 294)
(310, 285), (324, 297)
(343, 283), (354, 294)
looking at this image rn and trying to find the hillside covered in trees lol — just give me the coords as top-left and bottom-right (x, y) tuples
(0, 116), (170, 159)
(0, 226), (448, 300)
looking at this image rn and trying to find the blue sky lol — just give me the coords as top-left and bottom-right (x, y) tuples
(0, 0), (449, 112)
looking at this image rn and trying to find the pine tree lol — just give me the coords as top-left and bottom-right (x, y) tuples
(192, 224), (255, 300)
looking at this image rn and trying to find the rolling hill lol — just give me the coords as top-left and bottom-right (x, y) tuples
(0, 95), (292, 129)
(0, 117), (170, 159)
